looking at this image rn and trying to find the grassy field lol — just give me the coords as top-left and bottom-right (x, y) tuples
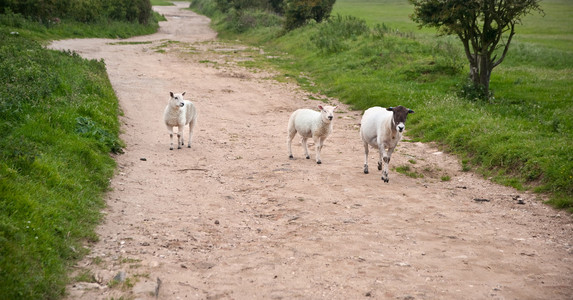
(191, 0), (573, 210)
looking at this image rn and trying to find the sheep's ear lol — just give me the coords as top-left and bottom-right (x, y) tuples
(333, 105), (338, 110)
(182, 92), (186, 96)
(386, 107), (394, 111)
(170, 92), (174, 97)
(408, 109), (414, 114)
(318, 105), (324, 110)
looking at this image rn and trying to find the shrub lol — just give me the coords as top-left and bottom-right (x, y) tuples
(222, 8), (283, 33)
(457, 79), (493, 101)
(311, 14), (369, 53)
(190, 0), (220, 17)
(1, 0), (154, 24)
(284, 0), (336, 31)
(215, 0), (284, 14)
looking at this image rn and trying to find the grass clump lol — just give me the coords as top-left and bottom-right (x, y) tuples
(395, 165), (424, 179)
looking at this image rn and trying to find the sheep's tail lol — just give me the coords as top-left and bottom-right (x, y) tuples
(287, 111), (297, 136)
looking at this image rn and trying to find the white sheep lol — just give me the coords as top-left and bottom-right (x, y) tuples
(360, 105), (414, 182)
(287, 105), (337, 164)
(163, 91), (197, 150)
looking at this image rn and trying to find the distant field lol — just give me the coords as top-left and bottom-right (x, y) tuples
(333, 0), (573, 51)
(332, 0), (424, 32)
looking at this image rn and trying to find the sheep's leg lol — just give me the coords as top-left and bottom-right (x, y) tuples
(363, 142), (369, 174)
(378, 143), (390, 183)
(381, 147), (392, 183)
(187, 119), (196, 148)
(377, 143), (384, 171)
(176, 125), (183, 149)
(301, 137), (310, 159)
(287, 129), (297, 159)
(167, 125), (175, 150)
(314, 136), (323, 164)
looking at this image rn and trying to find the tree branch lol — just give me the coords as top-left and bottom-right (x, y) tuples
(493, 22), (515, 68)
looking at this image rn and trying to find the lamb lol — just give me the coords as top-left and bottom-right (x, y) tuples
(163, 91), (197, 150)
(360, 105), (414, 182)
(287, 105), (337, 164)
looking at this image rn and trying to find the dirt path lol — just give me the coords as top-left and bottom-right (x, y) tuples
(50, 3), (573, 299)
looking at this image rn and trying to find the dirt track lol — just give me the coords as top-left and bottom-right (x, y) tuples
(50, 3), (573, 299)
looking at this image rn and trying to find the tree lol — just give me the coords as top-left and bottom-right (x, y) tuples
(409, 0), (543, 99)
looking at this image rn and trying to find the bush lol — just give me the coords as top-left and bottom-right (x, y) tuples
(284, 0), (336, 31)
(1, 0), (153, 24)
(215, 0), (284, 14)
(311, 14), (369, 53)
(457, 79), (493, 101)
(222, 8), (283, 33)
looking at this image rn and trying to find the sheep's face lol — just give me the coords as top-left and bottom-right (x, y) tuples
(318, 105), (337, 123)
(169, 91), (186, 108)
(387, 106), (414, 133)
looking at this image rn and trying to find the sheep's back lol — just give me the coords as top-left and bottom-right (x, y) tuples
(361, 107), (393, 146)
(291, 109), (321, 137)
(183, 100), (196, 124)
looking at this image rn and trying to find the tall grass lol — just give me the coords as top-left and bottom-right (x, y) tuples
(190, 0), (573, 211)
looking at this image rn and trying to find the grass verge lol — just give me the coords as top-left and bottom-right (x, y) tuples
(0, 10), (161, 299)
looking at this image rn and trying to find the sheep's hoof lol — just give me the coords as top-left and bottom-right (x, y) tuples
(169, 147), (173, 150)
(289, 155), (294, 159)
(305, 155), (310, 159)
(187, 145), (191, 148)
(364, 169), (368, 174)
(381, 177), (389, 183)
(177, 146), (181, 149)
(377, 162), (382, 170)
(316, 160), (322, 164)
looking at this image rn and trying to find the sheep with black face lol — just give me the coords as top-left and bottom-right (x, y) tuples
(360, 106), (414, 182)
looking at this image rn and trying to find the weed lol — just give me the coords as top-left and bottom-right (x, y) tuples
(395, 165), (424, 179)
(74, 270), (96, 283)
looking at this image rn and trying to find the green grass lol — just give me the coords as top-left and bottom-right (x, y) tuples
(191, 0), (573, 211)
(0, 10), (161, 299)
(332, 0), (428, 32)
(151, 0), (176, 5)
(395, 165), (424, 179)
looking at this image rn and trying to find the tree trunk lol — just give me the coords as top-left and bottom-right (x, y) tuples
(478, 53), (491, 97)
(468, 53), (492, 98)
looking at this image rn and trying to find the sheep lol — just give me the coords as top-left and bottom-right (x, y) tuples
(287, 105), (337, 164)
(163, 91), (197, 150)
(360, 105), (414, 182)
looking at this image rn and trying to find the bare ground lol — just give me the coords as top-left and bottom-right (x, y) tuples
(49, 3), (573, 300)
